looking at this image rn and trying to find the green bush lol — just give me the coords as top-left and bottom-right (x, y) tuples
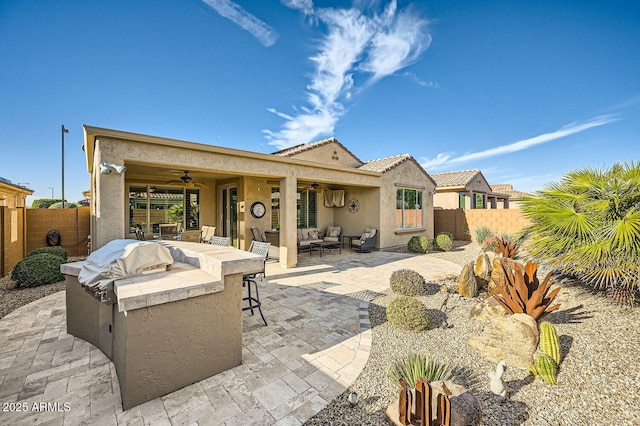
(11, 253), (66, 287)
(31, 199), (62, 209)
(520, 161), (640, 305)
(390, 269), (427, 296)
(389, 354), (453, 387)
(48, 202), (78, 209)
(435, 232), (454, 251)
(407, 236), (432, 254)
(474, 226), (493, 245)
(26, 246), (68, 261)
(386, 296), (431, 331)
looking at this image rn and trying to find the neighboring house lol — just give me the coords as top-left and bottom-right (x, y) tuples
(490, 184), (532, 209)
(0, 178), (33, 208)
(431, 169), (510, 209)
(83, 126), (436, 268)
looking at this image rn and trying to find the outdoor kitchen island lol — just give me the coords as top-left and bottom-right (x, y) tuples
(62, 240), (264, 410)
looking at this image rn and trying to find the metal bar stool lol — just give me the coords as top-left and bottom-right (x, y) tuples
(243, 241), (270, 326)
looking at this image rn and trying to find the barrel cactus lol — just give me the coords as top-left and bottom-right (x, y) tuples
(531, 354), (558, 385)
(539, 322), (561, 365)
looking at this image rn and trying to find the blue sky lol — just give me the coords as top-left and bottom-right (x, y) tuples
(1, 0), (639, 203)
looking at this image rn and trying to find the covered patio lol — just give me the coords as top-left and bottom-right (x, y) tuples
(83, 126), (436, 269)
(0, 250), (461, 425)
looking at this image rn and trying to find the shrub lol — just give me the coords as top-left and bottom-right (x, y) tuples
(520, 161), (640, 305)
(407, 236), (432, 254)
(31, 198), (62, 209)
(474, 226), (493, 245)
(435, 232), (454, 251)
(26, 246), (68, 261)
(48, 202), (78, 209)
(386, 296), (431, 331)
(389, 353), (453, 387)
(390, 269), (427, 296)
(11, 253), (66, 287)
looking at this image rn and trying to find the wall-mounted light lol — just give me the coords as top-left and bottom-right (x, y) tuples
(100, 162), (127, 175)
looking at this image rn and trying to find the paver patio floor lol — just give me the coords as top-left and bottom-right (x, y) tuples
(0, 250), (461, 425)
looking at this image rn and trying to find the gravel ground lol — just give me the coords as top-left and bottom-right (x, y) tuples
(0, 256), (85, 319)
(306, 242), (640, 426)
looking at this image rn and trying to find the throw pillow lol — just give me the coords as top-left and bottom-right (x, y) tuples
(308, 230), (319, 239)
(329, 228), (339, 237)
(360, 232), (370, 242)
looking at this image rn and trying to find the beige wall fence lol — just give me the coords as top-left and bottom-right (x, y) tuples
(0, 207), (90, 277)
(434, 208), (530, 242)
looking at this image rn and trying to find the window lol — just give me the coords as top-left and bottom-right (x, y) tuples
(473, 193), (486, 209)
(128, 185), (199, 234)
(458, 192), (466, 209)
(396, 188), (423, 229)
(270, 187), (317, 228)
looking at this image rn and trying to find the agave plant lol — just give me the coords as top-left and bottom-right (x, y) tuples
(389, 354), (453, 387)
(489, 261), (561, 321)
(520, 161), (640, 305)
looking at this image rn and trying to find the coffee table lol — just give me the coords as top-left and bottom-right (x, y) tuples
(310, 241), (342, 257)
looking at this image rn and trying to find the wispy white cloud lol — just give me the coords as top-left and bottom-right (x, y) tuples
(202, 0), (278, 47)
(404, 71), (438, 88)
(265, 0), (430, 149)
(420, 115), (620, 171)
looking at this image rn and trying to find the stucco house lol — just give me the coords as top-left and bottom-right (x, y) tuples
(0, 178), (33, 208)
(490, 184), (532, 209)
(83, 125), (436, 268)
(431, 169), (509, 209)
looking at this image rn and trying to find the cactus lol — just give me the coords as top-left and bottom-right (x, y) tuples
(539, 322), (561, 365)
(533, 355), (557, 385)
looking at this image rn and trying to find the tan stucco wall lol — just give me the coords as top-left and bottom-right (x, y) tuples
(379, 163), (435, 248)
(26, 207), (90, 256)
(434, 208), (531, 241)
(283, 141), (362, 168)
(434, 192), (462, 209)
(0, 206), (27, 277)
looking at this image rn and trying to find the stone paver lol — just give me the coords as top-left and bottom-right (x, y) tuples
(0, 250), (460, 425)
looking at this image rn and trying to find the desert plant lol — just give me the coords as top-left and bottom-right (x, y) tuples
(389, 354), (453, 387)
(435, 232), (454, 251)
(26, 246), (68, 261)
(539, 321), (561, 365)
(529, 354), (558, 385)
(494, 237), (520, 259)
(11, 253), (66, 287)
(520, 161), (640, 305)
(390, 269), (427, 296)
(31, 198), (62, 209)
(474, 226), (493, 245)
(407, 236), (432, 254)
(386, 296), (431, 331)
(489, 261), (561, 321)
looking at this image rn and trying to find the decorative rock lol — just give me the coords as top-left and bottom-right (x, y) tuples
(469, 297), (507, 321)
(468, 313), (539, 369)
(488, 257), (519, 294)
(386, 380), (482, 426)
(488, 360), (508, 400)
(474, 253), (493, 288)
(458, 262), (479, 298)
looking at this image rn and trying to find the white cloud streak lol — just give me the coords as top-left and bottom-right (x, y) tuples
(265, 0), (430, 149)
(421, 115), (620, 171)
(202, 0), (278, 47)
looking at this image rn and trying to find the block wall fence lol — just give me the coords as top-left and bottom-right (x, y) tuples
(0, 207), (90, 277)
(434, 208), (531, 242)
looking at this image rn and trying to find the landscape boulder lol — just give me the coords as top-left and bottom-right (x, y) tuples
(458, 262), (479, 298)
(474, 253), (493, 288)
(468, 313), (539, 369)
(488, 257), (520, 295)
(469, 297), (507, 321)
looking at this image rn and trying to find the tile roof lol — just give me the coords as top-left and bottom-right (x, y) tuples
(271, 137), (363, 164)
(490, 184), (532, 200)
(430, 169), (482, 188)
(359, 154), (437, 186)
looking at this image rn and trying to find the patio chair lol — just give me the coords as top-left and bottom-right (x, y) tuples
(134, 228), (145, 241)
(351, 228), (377, 253)
(208, 236), (231, 246)
(243, 241), (271, 326)
(200, 225), (216, 243)
(250, 226), (267, 242)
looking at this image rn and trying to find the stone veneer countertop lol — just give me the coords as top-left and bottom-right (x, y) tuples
(61, 241), (264, 312)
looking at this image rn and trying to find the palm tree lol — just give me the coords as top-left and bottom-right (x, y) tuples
(520, 161), (640, 305)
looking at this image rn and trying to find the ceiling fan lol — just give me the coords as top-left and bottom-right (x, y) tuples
(165, 171), (209, 188)
(300, 182), (325, 193)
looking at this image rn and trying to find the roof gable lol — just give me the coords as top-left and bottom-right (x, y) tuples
(272, 137), (363, 167)
(359, 154), (436, 186)
(491, 183), (533, 200)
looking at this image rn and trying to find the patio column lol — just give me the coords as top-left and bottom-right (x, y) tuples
(279, 176), (297, 269)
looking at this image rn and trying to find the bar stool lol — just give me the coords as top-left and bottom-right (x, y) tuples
(243, 241), (270, 326)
